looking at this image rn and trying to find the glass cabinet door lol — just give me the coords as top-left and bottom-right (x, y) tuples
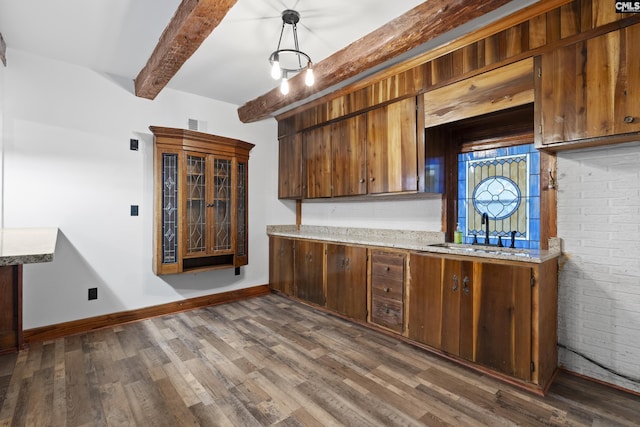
(237, 161), (248, 259)
(186, 153), (207, 255)
(212, 157), (232, 252)
(161, 153), (179, 264)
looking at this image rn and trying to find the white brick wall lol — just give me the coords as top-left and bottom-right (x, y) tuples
(557, 141), (640, 393)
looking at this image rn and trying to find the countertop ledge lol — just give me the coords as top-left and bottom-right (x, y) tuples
(0, 227), (59, 266)
(267, 225), (561, 263)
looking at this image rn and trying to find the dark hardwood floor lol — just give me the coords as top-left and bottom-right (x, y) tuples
(0, 294), (638, 426)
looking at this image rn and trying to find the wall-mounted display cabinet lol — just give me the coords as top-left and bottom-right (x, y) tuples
(151, 126), (254, 275)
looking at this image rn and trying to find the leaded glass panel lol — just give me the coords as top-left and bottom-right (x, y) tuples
(186, 154), (206, 253)
(214, 158), (231, 251)
(161, 154), (178, 263)
(458, 144), (540, 249)
(237, 162), (247, 257)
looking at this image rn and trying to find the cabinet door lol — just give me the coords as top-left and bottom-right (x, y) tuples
(303, 125), (332, 198)
(278, 134), (303, 199)
(332, 115), (367, 197)
(537, 24), (640, 147)
(210, 156), (233, 253)
(295, 240), (325, 306)
(367, 97), (418, 194)
(326, 244), (367, 321)
(475, 263), (532, 380)
(235, 158), (248, 266)
(269, 237), (294, 296)
(440, 259), (474, 359)
(155, 149), (181, 274)
(184, 152), (208, 257)
(408, 253), (443, 347)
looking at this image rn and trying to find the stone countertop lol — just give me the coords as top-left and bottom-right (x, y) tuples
(267, 225), (561, 263)
(0, 228), (59, 266)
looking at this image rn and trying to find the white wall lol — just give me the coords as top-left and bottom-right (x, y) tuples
(301, 197), (442, 231)
(2, 49), (295, 329)
(557, 142), (640, 394)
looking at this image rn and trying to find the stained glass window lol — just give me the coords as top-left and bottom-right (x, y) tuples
(458, 144), (540, 249)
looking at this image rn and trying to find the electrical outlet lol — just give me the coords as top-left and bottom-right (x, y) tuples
(130, 138), (139, 151)
(131, 205), (139, 216)
(88, 288), (98, 300)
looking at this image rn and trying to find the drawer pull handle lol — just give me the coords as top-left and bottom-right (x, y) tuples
(452, 274), (458, 292)
(463, 276), (470, 295)
(624, 116), (635, 124)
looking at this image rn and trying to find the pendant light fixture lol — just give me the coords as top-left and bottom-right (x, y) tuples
(268, 9), (314, 95)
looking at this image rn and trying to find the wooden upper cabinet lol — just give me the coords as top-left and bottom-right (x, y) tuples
(367, 97), (418, 194)
(332, 115), (367, 197)
(278, 134), (303, 199)
(303, 125), (332, 199)
(536, 24), (640, 149)
(424, 58), (534, 128)
(151, 126), (253, 275)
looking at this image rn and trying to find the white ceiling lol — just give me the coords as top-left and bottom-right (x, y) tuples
(0, 0), (429, 106)
(1, 1), (543, 111)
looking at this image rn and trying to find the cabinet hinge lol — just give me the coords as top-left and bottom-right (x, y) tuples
(530, 274), (535, 287)
(531, 361), (535, 372)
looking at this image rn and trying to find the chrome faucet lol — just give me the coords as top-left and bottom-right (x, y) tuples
(481, 213), (490, 244)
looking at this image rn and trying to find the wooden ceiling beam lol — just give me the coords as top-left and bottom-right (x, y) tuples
(237, 0), (519, 123)
(135, 0), (237, 100)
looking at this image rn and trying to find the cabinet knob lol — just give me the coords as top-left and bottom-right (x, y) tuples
(624, 116), (635, 124)
(359, 178), (365, 183)
(384, 287), (390, 293)
(370, 177), (375, 182)
(385, 266), (390, 271)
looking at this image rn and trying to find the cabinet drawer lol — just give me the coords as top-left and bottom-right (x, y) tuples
(371, 252), (404, 280)
(371, 278), (403, 301)
(371, 296), (403, 333)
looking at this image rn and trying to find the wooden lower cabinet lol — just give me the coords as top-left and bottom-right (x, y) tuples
(294, 240), (325, 306)
(269, 238), (558, 393)
(475, 262), (532, 380)
(326, 244), (367, 321)
(409, 252), (557, 391)
(269, 236), (294, 296)
(370, 251), (405, 333)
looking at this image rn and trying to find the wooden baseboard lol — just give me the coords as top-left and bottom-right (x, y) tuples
(23, 285), (270, 345)
(559, 368), (640, 398)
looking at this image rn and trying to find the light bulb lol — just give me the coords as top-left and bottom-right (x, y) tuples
(280, 77), (289, 95)
(270, 53), (281, 80)
(305, 67), (315, 87)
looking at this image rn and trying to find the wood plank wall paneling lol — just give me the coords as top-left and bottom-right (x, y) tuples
(276, 0), (638, 136)
(23, 285), (270, 344)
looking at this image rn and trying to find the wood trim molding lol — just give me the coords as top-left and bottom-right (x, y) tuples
(134, 0), (237, 100)
(23, 285), (270, 344)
